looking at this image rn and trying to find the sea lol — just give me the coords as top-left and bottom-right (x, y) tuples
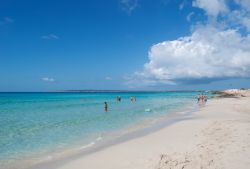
(0, 91), (211, 168)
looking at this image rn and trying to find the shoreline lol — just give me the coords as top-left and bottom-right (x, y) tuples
(0, 92), (201, 169)
(0, 97), (199, 169)
(34, 89), (250, 169)
(29, 101), (199, 169)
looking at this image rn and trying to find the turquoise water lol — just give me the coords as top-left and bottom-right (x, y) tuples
(0, 92), (205, 167)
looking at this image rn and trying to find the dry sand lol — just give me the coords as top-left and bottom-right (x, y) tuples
(44, 90), (250, 169)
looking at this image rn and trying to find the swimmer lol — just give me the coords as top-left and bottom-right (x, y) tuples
(104, 102), (108, 112)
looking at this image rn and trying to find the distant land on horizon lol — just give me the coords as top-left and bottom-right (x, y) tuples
(50, 90), (211, 93)
(2, 89), (248, 93)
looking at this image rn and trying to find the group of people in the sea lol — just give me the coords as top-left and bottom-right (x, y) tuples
(104, 94), (207, 112)
(197, 94), (207, 104)
(130, 96), (136, 102)
(104, 96), (136, 112)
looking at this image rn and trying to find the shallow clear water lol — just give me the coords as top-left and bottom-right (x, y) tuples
(0, 92), (207, 166)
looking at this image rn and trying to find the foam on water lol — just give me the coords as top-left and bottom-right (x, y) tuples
(80, 142), (96, 150)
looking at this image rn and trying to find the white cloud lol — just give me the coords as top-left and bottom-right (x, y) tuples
(192, 0), (250, 31)
(120, 0), (138, 15)
(227, 7), (250, 32)
(179, 0), (188, 10)
(105, 76), (112, 80)
(144, 26), (250, 81)
(42, 77), (55, 82)
(41, 34), (59, 40)
(186, 12), (195, 22)
(179, 2), (185, 10)
(242, 17), (250, 31)
(124, 73), (175, 88)
(127, 0), (250, 87)
(192, 0), (228, 17)
(235, 0), (250, 11)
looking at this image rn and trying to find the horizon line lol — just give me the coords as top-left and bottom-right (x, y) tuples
(0, 89), (231, 93)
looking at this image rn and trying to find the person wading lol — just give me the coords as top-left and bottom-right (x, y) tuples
(104, 102), (108, 112)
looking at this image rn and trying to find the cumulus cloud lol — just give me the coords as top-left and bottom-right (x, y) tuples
(127, 0), (250, 87)
(120, 0), (138, 15)
(144, 26), (250, 80)
(192, 0), (228, 17)
(235, 0), (250, 11)
(41, 77), (55, 82)
(41, 34), (59, 40)
(192, 0), (249, 31)
(229, 13), (250, 32)
(226, 5), (250, 32)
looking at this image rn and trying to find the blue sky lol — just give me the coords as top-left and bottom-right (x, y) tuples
(0, 0), (250, 91)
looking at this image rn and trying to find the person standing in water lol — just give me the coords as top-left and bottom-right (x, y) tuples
(104, 102), (108, 112)
(116, 96), (121, 102)
(130, 96), (133, 102)
(134, 96), (136, 102)
(197, 94), (201, 102)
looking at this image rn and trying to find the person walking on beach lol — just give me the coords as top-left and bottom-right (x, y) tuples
(104, 102), (108, 112)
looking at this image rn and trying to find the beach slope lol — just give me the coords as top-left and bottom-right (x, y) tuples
(45, 90), (250, 169)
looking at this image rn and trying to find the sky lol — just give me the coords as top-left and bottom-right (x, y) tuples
(0, 0), (250, 91)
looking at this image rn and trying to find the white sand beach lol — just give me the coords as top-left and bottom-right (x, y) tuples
(38, 90), (250, 169)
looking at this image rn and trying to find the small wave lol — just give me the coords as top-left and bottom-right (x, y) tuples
(80, 142), (95, 150)
(96, 136), (103, 141)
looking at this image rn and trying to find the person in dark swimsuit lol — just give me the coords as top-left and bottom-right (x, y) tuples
(104, 102), (108, 112)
